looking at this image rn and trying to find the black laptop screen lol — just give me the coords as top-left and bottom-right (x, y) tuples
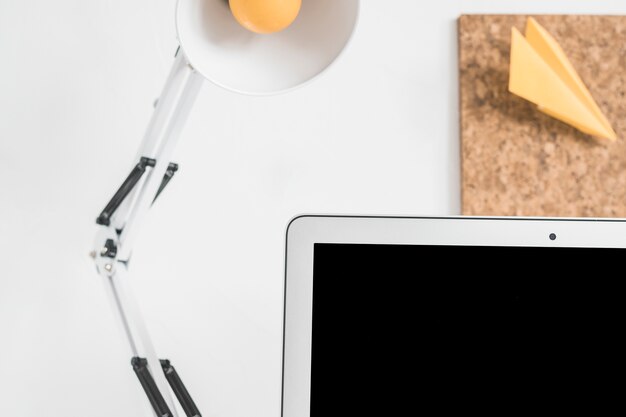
(310, 244), (623, 414)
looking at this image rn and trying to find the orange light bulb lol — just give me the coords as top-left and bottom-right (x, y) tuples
(229, 0), (302, 34)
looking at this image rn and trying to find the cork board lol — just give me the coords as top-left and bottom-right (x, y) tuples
(460, 15), (626, 217)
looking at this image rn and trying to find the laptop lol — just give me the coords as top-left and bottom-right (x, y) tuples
(282, 216), (624, 415)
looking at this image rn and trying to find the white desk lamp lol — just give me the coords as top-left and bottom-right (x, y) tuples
(90, 1), (359, 416)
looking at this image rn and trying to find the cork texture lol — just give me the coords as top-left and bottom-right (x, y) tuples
(459, 15), (626, 217)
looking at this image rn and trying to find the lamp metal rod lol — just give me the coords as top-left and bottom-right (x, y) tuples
(93, 51), (204, 417)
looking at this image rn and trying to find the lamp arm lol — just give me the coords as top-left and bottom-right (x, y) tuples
(91, 51), (204, 417)
(116, 52), (204, 259)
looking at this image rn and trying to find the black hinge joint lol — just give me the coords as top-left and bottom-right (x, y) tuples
(153, 163), (179, 204)
(160, 359), (202, 417)
(131, 357), (202, 417)
(101, 239), (117, 258)
(96, 157), (156, 226)
(131, 357), (173, 417)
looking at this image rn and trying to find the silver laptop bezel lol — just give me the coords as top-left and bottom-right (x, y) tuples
(282, 215), (626, 417)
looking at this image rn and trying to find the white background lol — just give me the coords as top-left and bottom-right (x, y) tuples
(1, 1), (624, 416)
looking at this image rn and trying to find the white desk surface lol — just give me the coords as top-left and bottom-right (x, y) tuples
(1, 1), (625, 416)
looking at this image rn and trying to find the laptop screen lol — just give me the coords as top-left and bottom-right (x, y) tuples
(311, 243), (622, 413)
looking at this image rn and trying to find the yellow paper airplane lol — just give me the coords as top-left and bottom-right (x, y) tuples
(509, 17), (617, 141)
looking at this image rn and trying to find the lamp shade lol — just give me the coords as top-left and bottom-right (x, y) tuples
(176, 0), (360, 95)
